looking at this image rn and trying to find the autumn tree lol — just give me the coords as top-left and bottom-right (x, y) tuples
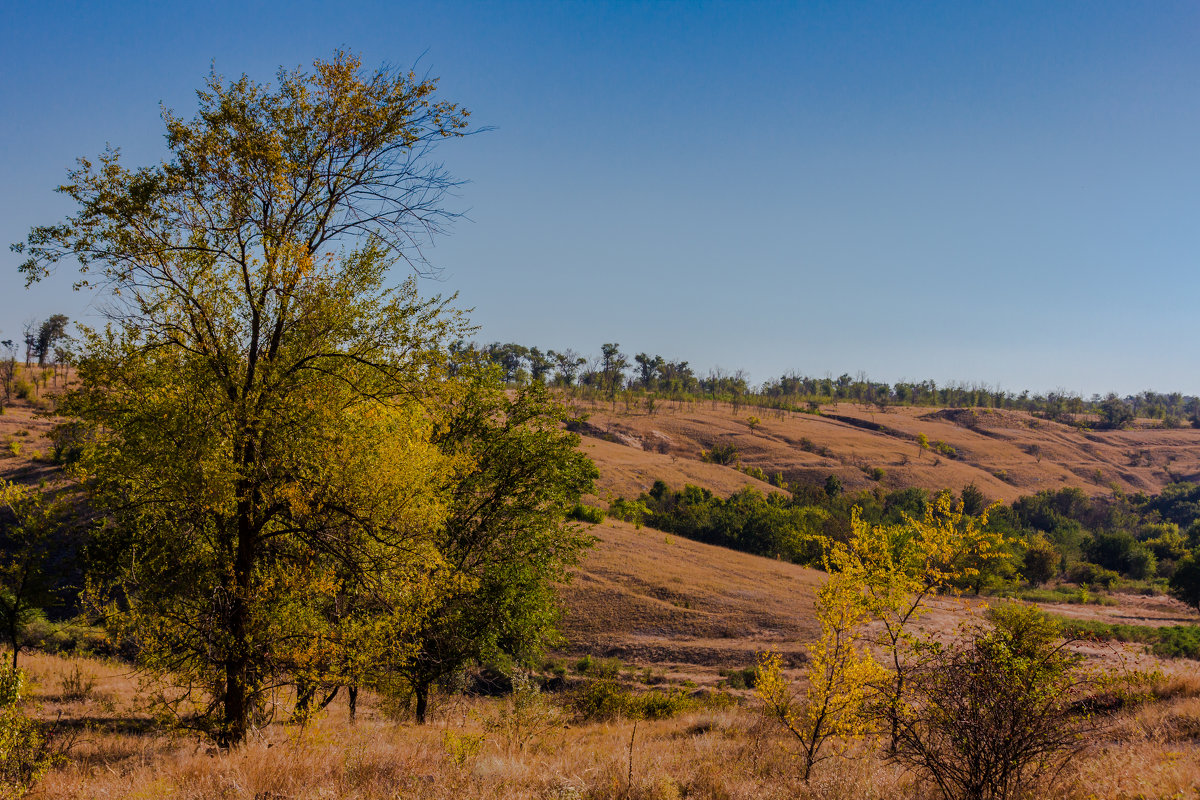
(826, 495), (996, 750)
(756, 573), (884, 781)
(917, 433), (930, 459)
(15, 52), (473, 746)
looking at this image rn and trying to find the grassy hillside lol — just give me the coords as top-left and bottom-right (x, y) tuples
(573, 398), (1200, 502)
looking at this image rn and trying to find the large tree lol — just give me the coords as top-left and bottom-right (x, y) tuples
(15, 53), (472, 746)
(386, 369), (596, 722)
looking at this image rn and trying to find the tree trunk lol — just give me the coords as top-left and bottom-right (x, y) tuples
(221, 489), (257, 748)
(414, 683), (429, 724)
(348, 684), (358, 723)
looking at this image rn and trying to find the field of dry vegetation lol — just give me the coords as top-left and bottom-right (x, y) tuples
(15, 645), (1200, 800)
(6, 389), (1200, 798)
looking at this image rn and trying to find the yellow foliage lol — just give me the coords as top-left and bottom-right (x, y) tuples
(756, 573), (884, 781)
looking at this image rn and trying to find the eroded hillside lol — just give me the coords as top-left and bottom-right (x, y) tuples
(571, 398), (1200, 503)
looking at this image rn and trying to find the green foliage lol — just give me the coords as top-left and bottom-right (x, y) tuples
(1003, 585), (1115, 606)
(1168, 552), (1200, 613)
(1151, 625), (1200, 659)
(1049, 615), (1200, 660)
(18, 52), (478, 747)
(0, 482), (74, 670)
(1022, 533), (1060, 586)
(719, 666), (757, 690)
(386, 372), (597, 723)
(892, 606), (1092, 800)
(1066, 561), (1120, 588)
(568, 504), (606, 524)
(608, 498), (651, 529)
(0, 667), (57, 798)
(572, 655), (621, 678)
(569, 680), (696, 721)
(699, 443), (739, 466)
(629, 483), (828, 564)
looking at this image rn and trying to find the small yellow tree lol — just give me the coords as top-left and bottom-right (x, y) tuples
(756, 573), (884, 781)
(825, 493), (994, 750)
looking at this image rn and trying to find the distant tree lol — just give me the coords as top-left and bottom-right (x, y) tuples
(959, 483), (987, 517)
(599, 343), (628, 403)
(746, 415), (761, 435)
(1168, 552), (1200, 613)
(33, 315), (69, 367)
(824, 474), (843, 498)
(20, 322), (35, 369)
(916, 433), (929, 459)
(548, 349), (586, 387)
(0, 341), (15, 411)
(526, 347), (554, 384)
(1099, 394), (1134, 430)
(634, 353), (664, 390)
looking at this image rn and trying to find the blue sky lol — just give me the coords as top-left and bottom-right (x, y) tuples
(3, 1), (1198, 396)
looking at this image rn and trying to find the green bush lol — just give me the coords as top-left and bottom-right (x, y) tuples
(0, 667), (58, 796)
(1066, 562), (1120, 588)
(22, 617), (112, 657)
(700, 443), (739, 466)
(569, 679), (697, 721)
(1057, 618), (1158, 644)
(568, 504), (605, 524)
(570, 680), (633, 720)
(1152, 626), (1200, 659)
(719, 666), (758, 690)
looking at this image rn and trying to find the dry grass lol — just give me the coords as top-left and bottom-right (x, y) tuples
(574, 397), (1200, 503)
(11, 649), (1200, 800)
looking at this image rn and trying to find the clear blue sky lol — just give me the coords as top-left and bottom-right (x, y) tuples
(3, 1), (1198, 396)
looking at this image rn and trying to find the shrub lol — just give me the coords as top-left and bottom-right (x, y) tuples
(933, 440), (957, 458)
(568, 504), (605, 524)
(892, 606), (1094, 800)
(740, 465), (767, 482)
(720, 666), (758, 690)
(570, 680), (632, 720)
(607, 498), (650, 528)
(480, 672), (563, 753)
(0, 667), (58, 796)
(700, 443), (739, 466)
(441, 730), (484, 768)
(569, 680), (696, 721)
(1067, 561), (1119, 588)
(58, 661), (97, 702)
(1152, 626), (1200, 660)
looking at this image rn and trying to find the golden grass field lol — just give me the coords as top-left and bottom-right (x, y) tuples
(5, 387), (1200, 797)
(16, 646), (1200, 800)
